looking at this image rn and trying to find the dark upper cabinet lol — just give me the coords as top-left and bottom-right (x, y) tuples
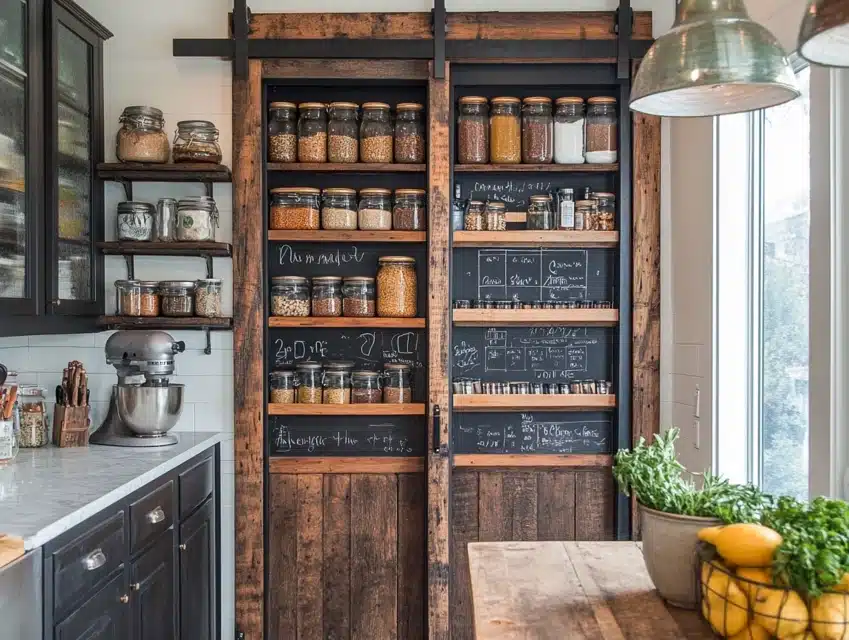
(179, 498), (216, 640)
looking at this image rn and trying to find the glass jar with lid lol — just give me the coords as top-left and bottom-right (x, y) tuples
(18, 385), (47, 448)
(383, 363), (412, 403)
(172, 120), (222, 164)
(0, 388), (17, 467)
(593, 192), (616, 231)
(574, 200), (595, 231)
(490, 97), (521, 164)
(464, 200), (485, 231)
(117, 201), (155, 241)
(457, 96), (489, 164)
(296, 362), (323, 404)
(521, 97), (553, 164)
(270, 187), (321, 230)
(360, 103), (393, 163)
(358, 188), (392, 230)
(377, 256), (417, 318)
(554, 97), (585, 164)
(327, 102), (359, 163)
(297, 102), (327, 163)
(585, 96), (618, 164)
(271, 276), (310, 317)
(269, 370), (295, 404)
(268, 102), (297, 163)
(116, 280), (160, 317)
(321, 188), (357, 230)
(393, 189), (426, 231)
(484, 201), (507, 231)
(176, 196), (218, 241)
(195, 278), (223, 318)
(159, 281), (195, 317)
(527, 195), (554, 230)
(323, 368), (352, 404)
(311, 276), (342, 317)
(342, 277), (375, 317)
(116, 106), (170, 163)
(352, 371), (382, 404)
(394, 103), (425, 163)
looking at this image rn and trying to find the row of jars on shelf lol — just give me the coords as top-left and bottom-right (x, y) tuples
(457, 95), (618, 165)
(117, 197), (218, 242)
(452, 378), (613, 395)
(115, 279), (223, 318)
(269, 101), (425, 164)
(116, 106), (222, 164)
(270, 362), (413, 405)
(272, 256), (417, 318)
(270, 187), (426, 231)
(456, 191), (615, 232)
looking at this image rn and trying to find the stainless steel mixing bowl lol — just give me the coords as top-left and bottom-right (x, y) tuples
(116, 384), (184, 437)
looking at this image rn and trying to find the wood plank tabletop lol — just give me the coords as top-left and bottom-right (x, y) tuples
(468, 541), (716, 640)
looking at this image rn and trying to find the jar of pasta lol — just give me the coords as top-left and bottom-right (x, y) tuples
(393, 189), (426, 231)
(377, 256), (417, 317)
(298, 102), (327, 163)
(360, 102), (393, 163)
(296, 362), (323, 404)
(321, 188), (358, 230)
(585, 97), (618, 164)
(352, 370), (382, 404)
(358, 188), (392, 230)
(342, 277), (375, 317)
(383, 363), (412, 403)
(327, 102), (359, 163)
(268, 102), (297, 163)
(394, 103), (425, 163)
(311, 276), (342, 317)
(490, 97), (521, 164)
(484, 201), (507, 231)
(271, 276), (310, 316)
(522, 97), (553, 164)
(269, 370), (295, 404)
(593, 192), (616, 231)
(270, 187), (321, 230)
(457, 96), (488, 164)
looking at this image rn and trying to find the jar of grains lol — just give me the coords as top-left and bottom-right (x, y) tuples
(383, 363), (412, 403)
(377, 256), (417, 317)
(360, 102), (393, 163)
(585, 96), (617, 164)
(176, 196), (218, 241)
(527, 195), (554, 230)
(116, 280), (160, 317)
(554, 97), (585, 164)
(574, 200), (595, 231)
(352, 370), (382, 404)
(297, 102), (327, 163)
(484, 201), (507, 231)
(269, 370), (295, 404)
(296, 362), (323, 404)
(490, 97), (521, 164)
(394, 103), (425, 163)
(172, 120), (222, 164)
(159, 281), (195, 317)
(17, 386), (47, 448)
(311, 276), (342, 317)
(116, 106), (170, 163)
(358, 188), (392, 230)
(393, 189), (427, 231)
(327, 102), (359, 163)
(521, 97), (553, 164)
(321, 188), (358, 230)
(194, 278), (223, 317)
(464, 200), (485, 231)
(268, 102), (298, 163)
(270, 187), (321, 230)
(593, 192), (616, 231)
(323, 368), (351, 404)
(457, 96), (488, 164)
(342, 276), (375, 317)
(271, 276), (310, 317)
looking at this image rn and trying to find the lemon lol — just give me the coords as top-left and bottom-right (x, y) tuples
(784, 633), (816, 640)
(832, 574), (849, 594)
(699, 525), (725, 545)
(810, 593), (849, 640)
(729, 622), (771, 639)
(752, 587), (809, 637)
(737, 567), (773, 601)
(702, 567), (750, 637)
(712, 524), (783, 568)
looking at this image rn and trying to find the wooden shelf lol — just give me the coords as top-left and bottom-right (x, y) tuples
(97, 163), (232, 182)
(453, 394), (616, 412)
(453, 454), (613, 468)
(453, 308), (618, 327)
(268, 403), (425, 416)
(97, 316), (233, 329)
(453, 230), (619, 248)
(454, 163), (618, 173)
(269, 457), (424, 474)
(269, 317), (425, 329)
(97, 241), (232, 257)
(267, 162), (425, 173)
(268, 230), (425, 243)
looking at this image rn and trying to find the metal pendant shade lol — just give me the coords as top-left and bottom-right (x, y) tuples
(630, 0), (800, 117)
(799, 0), (849, 67)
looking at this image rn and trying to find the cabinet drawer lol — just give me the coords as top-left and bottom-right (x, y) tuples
(52, 511), (125, 618)
(130, 480), (174, 554)
(179, 455), (214, 520)
(55, 568), (130, 640)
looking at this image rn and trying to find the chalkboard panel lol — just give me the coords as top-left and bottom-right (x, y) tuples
(270, 415), (425, 456)
(453, 411), (611, 454)
(456, 173), (615, 212)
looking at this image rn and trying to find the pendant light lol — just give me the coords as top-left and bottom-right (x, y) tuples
(798, 0), (849, 67)
(630, 0), (800, 117)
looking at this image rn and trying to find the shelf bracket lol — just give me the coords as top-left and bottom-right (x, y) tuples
(118, 178), (133, 200)
(431, 0), (446, 79)
(203, 180), (213, 199)
(204, 254), (214, 278)
(124, 255), (135, 280)
(203, 327), (212, 355)
(614, 0), (633, 80)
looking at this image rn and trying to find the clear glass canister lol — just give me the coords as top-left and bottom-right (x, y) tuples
(393, 189), (426, 231)
(0, 389), (17, 466)
(296, 362), (323, 404)
(522, 97), (553, 164)
(457, 96), (488, 164)
(527, 195), (554, 230)
(321, 188), (358, 230)
(484, 201), (507, 231)
(194, 278), (223, 318)
(358, 188), (392, 230)
(593, 192), (616, 231)
(490, 97), (521, 164)
(117, 201), (155, 241)
(18, 385), (47, 448)
(377, 256), (417, 318)
(268, 101), (297, 163)
(116, 106), (170, 163)
(297, 102), (327, 163)
(176, 196), (218, 241)
(585, 96), (618, 164)
(323, 368), (351, 404)
(554, 97), (585, 164)
(172, 120), (222, 164)
(311, 276), (342, 317)
(116, 280), (160, 317)
(383, 363), (412, 403)
(270, 187), (321, 230)
(360, 102), (393, 163)
(156, 197), (177, 242)
(352, 370), (382, 404)
(342, 277), (375, 317)
(159, 281), (195, 317)
(327, 102), (359, 163)
(575, 200), (595, 231)
(269, 370), (295, 404)
(394, 103), (425, 163)
(271, 276), (310, 317)
(464, 200), (485, 231)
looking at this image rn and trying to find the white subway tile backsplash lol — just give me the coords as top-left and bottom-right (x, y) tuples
(0, 336), (29, 348)
(28, 333), (97, 348)
(0, 347), (31, 372)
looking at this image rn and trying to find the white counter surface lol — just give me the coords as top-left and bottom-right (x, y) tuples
(0, 432), (223, 550)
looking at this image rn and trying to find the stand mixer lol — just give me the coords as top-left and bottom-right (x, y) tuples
(90, 330), (186, 447)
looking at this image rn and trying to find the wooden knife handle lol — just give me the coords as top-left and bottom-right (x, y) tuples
(69, 366), (79, 408)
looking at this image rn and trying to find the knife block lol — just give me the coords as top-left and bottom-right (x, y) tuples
(52, 405), (90, 447)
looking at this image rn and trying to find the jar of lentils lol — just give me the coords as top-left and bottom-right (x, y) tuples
(358, 188), (392, 230)
(593, 192), (616, 231)
(490, 97), (521, 164)
(393, 189), (426, 231)
(323, 367), (352, 404)
(321, 188), (358, 230)
(172, 120), (222, 164)
(311, 276), (342, 317)
(383, 363), (412, 403)
(159, 281), (195, 317)
(296, 362), (323, 404)
(269, 370), (295, 404)
(116, 106), (170, 163)
(527, 195), (554, 230)
(327, 102), (359, 163)
(377, 256), (417, 318)
(342, 277), (376, 317)
(268, 102), (297, 163)
(484, 201), (507, 231)
(116, 280), (160, 317)
(457, 96), (488, 164)
(297, 102), (327, 163)
(464, 200), (485, 231)
(271, 276), (310, 317)
(194, 278), (223, 317)
(360, 102), (393, 163)
(352, 370), (382, 404)
(521, 97), (553, 164)
(270, 187), (321, 230)
(585, 96), (618, 164)
(394, 103), (425, 163)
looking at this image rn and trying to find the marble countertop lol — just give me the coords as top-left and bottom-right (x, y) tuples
(0, 432), (223, 550)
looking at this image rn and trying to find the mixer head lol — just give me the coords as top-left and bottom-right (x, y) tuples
(104, 330), (186, 382)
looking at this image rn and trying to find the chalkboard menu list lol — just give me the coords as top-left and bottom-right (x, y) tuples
(270, 416), (425, 456)
(454, 412), (611, 454)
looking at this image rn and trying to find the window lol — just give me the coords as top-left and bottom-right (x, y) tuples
(714, 64), (811, 500)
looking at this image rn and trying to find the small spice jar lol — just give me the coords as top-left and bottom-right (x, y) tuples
(360, 103), (393, 163)
(521, 97), (553, 164)
(352, 370), (382, 404)
(296, 362), (323, 404)
(342, 277), (376, 317)
(271, 276), (310, 317)
(172, 120), (222, 164)
(323, 368), (352, 405)
(554, 97), (585, 164)
(585, 96), (618, 164)
(377, 256), (417, 318)
(297, 102), (327, 163)
(268, 102), (298, 163)
(117, 201), (155, 241)
(17, 385), (47, 448)
(490, 97), (521, 164)
(457, 96), (488, 164)
(176, 196), (218, 241)
(116, 106), (170, 163)
(269, 370), (296, 404)
(327, 102), (359, 163)
(527, 195), (554, 230)
(270, 187), (321, 230)
(321, 188), (358, 230)
(556, 188), (576, 230)
(358, 188), (392, 230)
(464, 200), (485, 231)
(575, 200), (594, 231)
(383, 363), (412, 403)
(394, 103), (425, 163)
(311, 276), (342, 317)
(116, 280), (160, 317)
(593, 192), (616, 231)
(484, 201), (507, 231)
(159, 281), (195, 317)
(393, 189), (426, 231)
(194, 278), (223, 318)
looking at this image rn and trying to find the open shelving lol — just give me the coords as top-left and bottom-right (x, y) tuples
(97, 316), (233, 330)
(452, 394), (617, 412)
(268, 317), (426, 329)
(453, 230), (618, 248)
(452, 308), (618, 327)
(267, 162), (425, 173)
(268, 403), (426, 416)
(268, 230), (425, 243)
(454, 163), (619, 173)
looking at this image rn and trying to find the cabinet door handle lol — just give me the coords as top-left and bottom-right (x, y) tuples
(179, 543), (187, 551)
(82, 549), (106, 571)
(146, 506), (166, 524)
(130, 582), (140, 591)
(119, 595), (129, 604)
(432, 404), (441, 454)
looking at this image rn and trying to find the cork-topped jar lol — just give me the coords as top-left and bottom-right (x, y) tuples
(457, 96), (488, 164)
(360, 102), (393, 163)
(376, 256), (417, 317)
(270, 187), (321, 230)
(490, 97), (521, 164)
(327, 102), (359, 163)
(297, 102), (327, 163)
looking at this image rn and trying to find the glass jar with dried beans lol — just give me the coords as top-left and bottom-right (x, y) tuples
(297, 102), (327, 163)
(457, 96), (488, 164)
(593, 192), (616, 231)
(194, 278), (223, 318)
(323, 368), (352, 405)
(464, 200), (485, 231)
(270, 187), (321, 230)
(383, 363), (412, 404)
(268, 102), (297, 163)
(394, 103), (425, 163)
(484, 201), (507, 231)
(360, 103), (393, 163)
(342, 277), (375, 317)
(377, 256), (417, 317)
(521, 97), (553, 164)
(271, 276), (310, 317)
(490, 97), (521, 164)
(116, 106), (170, 163)
(311, 276), (342, 317)
(352, 370), (382, 404)
(321, 188), (358, 230)
(527, 195), (554, 230)
(172, 120), (222, 164)
(554, 97), (585, 164)
(269, 370), (296, 404)
(116, 280), (160, 317)
(296, 362), (323, 404)
(176, 196), (218, 241)
(358, 188), (392, 230)
(585, 96), (618, 164)
(393, 189), (426, 231)
(17, 386), (47, 448)
(159, 281), (196, 317)
(327, 102), (359, 163)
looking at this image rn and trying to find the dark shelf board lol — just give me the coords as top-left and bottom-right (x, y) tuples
(267, 230), (425, 243)
(454, 163), (619, 173)
(97, 241), (232, 257)
(97, 316), (233, 329)
(267, 162), (425, 173)
(97, 163), (232, 183)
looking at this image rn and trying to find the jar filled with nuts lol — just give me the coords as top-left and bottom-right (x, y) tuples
(311, 276), (342, 317)
(358, 188), (392, 230)
(116, 280), (160, 317)
(269, 370), (295, 404)
(271, 276), (310, 317)
(490, 97), (521, 164)
(176, 196), (218, 241)
(172, 120), (222, 164)
(268, 102), (298, 163)
(574, 200), (594, 231)
(377, 256), (417, 318)
(360, 102), (393, 163)
(159, 281), (196, 317)
(352, 370), (382, 404)
(323, 368), (351, 404)
(327, 102), (359, 163)
(296, 362), (323, 404)
(521, 97), (553, 164)
(526, 195), (554, 230)
(270, 187), (321, 230)
(484, 201), (507, 231)
(297, 102), (327, 163)
(116, 106), (170, 163)
(394, 103), (425, 163)
(593, 192), (616, 231)
(457, 96), (488, 164)
(342, 277), (375, 317)
(17, 386), (47, 448)
(464, 200), (485, 231)
(383, 363), (412, 403)
(321, 188), (358, 230)
(194, 278), (223, 317)
(393, 189), (426, 231)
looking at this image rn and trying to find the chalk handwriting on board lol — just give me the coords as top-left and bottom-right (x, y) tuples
(470, 180), (553, 209)
(278, 244), (368, 267)
(477, 248), (588, 302)
(455, 412), (610, 454)
(453, 341), (480, 371)
(272, 424), (415, 455)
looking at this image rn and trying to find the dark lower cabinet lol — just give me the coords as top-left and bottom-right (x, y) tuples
(54, 570), (130, 640)
(132, 533), (177, 640)
(180, 498), (216, 640)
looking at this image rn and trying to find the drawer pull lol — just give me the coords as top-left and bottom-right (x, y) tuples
(120, 594), (129, 604)
(146, 506), (166, 524)
(179, 543), (187, 551)
(82, 549), (106, 571)
(130, 582), (140, 591)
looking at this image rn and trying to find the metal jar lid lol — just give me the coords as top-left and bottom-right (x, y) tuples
(359, 188), (392, 197)
(177, 196), (218, 212)
(117, 201), (155, 215)
(114, 279), (140, 287)
(269, 369), (295, 379)
(312, 276), (343, 284)
(120, 105), (164, 120)
(296, 362), (323, 370)
(324, 360), (355, 370)
(159, 281), (196, 290)
(352, 370), (380, 378)
(271, 275), (308, 284)
(195, 278), (222, 285)
(342, 276), (375, 284)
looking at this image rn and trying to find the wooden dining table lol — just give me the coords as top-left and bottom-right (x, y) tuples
(468, 541), (717, 639)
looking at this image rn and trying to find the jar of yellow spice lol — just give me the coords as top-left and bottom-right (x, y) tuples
(490, 97), (521, 164)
